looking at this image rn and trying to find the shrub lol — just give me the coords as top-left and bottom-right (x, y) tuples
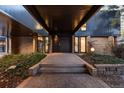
(0, 53), (46, 87)
(0, 54), (29, 71)
(11, 53), (46, 79)
(112, 44), (124, 59)
(81, 53), (124, 64)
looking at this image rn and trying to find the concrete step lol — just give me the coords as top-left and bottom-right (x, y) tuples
(39, 64), (85, 68)
(39, 64), (88, 74)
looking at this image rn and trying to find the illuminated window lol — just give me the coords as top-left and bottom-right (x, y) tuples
(38, 37), (43, 52)
(80, 37), (86, 52)
(74, 37), (79, 52)
(45, 37), (49, 53)
(81, 23), (87, 31)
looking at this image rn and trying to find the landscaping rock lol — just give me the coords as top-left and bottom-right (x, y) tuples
(6, 65), (16, 71)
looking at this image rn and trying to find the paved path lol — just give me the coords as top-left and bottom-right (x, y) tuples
(17, 53), (109, 88)
(41, 53), (85, 65)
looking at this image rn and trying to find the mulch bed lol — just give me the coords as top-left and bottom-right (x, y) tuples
(0, 72), (23, 88)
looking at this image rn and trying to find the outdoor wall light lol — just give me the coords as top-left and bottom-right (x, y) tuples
(38, 37), (43, 41)
(81, 24), (86, 31)
(36, 23), (43, 30)
(90, 47), (95, 52)
(54, 35), (58, 43)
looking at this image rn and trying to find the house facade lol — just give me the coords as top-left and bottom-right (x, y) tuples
(0, 5), (121, 57)
(37, 10), (120, 55)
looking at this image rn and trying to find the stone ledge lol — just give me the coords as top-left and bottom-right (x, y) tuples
(95, 64), (124, 67)
(94, 64), (124, 75)
(74, 54), (97, 76)
(82, 60), (97, 76)
(28, 55), (48, 76)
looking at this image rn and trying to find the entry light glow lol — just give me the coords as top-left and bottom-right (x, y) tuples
(36, 23), (43, 30)
(81, 24), (86, 31)
(90, 47), (95, 52)
(38, 37), (43, 41)
(54, 35), (58, 43)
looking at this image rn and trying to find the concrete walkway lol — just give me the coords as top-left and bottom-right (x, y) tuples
(17, 53), (109, 88)
(41, 53), (85, 65)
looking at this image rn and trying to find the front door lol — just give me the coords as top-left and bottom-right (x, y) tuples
(52, 35), (72, 52)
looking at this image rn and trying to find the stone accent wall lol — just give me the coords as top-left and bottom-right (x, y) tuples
(94, 64), (124, 75)
(11, 36), (33, 54)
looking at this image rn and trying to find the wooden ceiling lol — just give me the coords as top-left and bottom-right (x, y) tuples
(25, 5), (102, 35)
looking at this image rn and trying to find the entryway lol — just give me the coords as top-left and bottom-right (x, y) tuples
(39, 53), (87, 74)
(17, 53), (109, 88)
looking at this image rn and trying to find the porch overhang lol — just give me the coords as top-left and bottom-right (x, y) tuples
(0, 5), (48, 36)
(24, 5), (102, 35)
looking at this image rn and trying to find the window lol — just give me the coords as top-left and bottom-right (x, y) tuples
(74, 37), (79, 52)
(38, 37), (44, 52)
(38, 36), (49, 53)
(80, 37), (86, 52)
(74, 37), (86, 53)
(0, 37), (6, 52)
(0, 20), (7, 53)
(45, 37), (49, 53)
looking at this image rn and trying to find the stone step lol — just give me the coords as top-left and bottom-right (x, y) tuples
(39, 64), (85, 68)
(39, 64), (88, 74)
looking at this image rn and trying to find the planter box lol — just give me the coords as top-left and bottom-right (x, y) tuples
(94, 64), (124, 75)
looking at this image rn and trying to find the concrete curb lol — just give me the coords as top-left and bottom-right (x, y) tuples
(28, 54), (49, 76)
(74, 54), (97, 76)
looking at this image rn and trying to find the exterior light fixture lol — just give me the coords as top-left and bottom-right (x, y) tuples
(90, 47), (95, 52)
(38, 37), (43, 41)
(81, 24), (86, 31)
(54, 35), (58, 43)
(36, 23), (43, 30)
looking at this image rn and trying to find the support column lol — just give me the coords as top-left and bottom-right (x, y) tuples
(72, 35), (75, 53)
(8, 21), (12, 54)
(79, 37), (81, 53)
(49, 35), (52, 53)
(86, 36), (91, 53)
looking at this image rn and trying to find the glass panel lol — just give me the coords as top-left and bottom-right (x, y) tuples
(0, 38), (6, 52)
(0, 20), (7, 53)
(38, 37), (43, 52)
(45, 37), (49, 53)
(81, 37), (86, 52)
(75, 37), (79, 52)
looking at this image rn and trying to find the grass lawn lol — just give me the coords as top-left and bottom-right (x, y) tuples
(0, 52), (46, 88)
(79, 53), (124, 65)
